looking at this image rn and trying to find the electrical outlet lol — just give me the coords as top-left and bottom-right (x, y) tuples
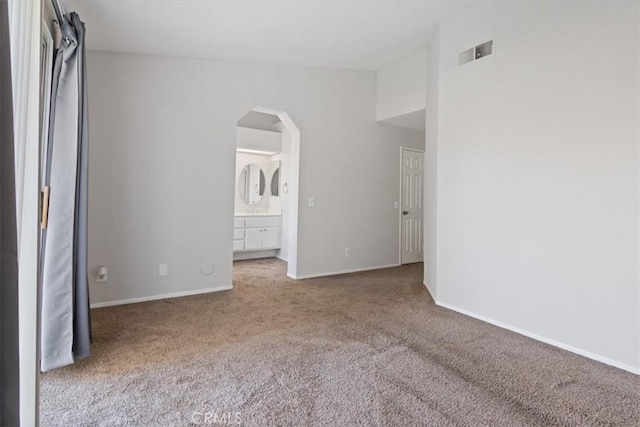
(159, 263), (168, 276)
(345, 248), (351, 257)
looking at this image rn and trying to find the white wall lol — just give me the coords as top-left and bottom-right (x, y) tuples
(273, 122), (292, 263)
(376, 49), (427, 121)
(423, 33), (439, 299)
(236, 127), (281, 153)
(429, 1), (640, 372)
(87, 52), (424, 305)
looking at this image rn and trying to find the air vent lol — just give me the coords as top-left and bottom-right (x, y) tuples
(459, 40), (494, 65)
(475, 40), (493, 59)
(459, 47), (474, 65)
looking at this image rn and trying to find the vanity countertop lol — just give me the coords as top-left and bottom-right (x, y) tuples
(234, 212), (282, 217)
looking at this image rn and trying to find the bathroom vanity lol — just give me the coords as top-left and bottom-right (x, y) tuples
(233, 155), (283, 260)
(233, 214), (281, 252)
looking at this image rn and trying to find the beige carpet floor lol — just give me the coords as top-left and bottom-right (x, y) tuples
(41, 259), (639, 426)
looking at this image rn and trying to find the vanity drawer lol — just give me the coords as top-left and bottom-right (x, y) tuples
(233, 218), (245, 228)
(233, 228), (245, 240)
(233, 240), (245, 251)
(245, 217), (281, 228)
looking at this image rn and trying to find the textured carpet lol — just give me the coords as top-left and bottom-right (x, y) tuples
(41, 259), (639, 426)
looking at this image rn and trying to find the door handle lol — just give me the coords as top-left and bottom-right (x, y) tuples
(402, 211), (409, 215)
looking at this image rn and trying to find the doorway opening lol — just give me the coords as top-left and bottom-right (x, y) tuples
(232, 107), (301, 279)
(399, 147), (424, 264)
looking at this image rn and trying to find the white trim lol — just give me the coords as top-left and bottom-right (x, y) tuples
(236, 148), (279, 156)
(435, 300), (640, 376)
(398, 147), (403, 265)
(422, 280), (436, 301)
(233, 249), (278, 261)
(400, 147), (426, 153)
(9, 1), (45, 424)
(288, 263), (400, 280)
(637, 0), (640, 384)
(90, 285), (233, 309)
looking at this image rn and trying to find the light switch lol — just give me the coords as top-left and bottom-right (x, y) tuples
(96, 266), (108, 283)
(159, 263), (168, 276)
(308, 197), (315, 208)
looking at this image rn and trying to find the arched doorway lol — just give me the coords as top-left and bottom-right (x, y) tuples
(232, 107), (301, 278)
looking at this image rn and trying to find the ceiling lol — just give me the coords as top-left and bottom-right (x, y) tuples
(238, 111), (282, 133)
(63, 0), (474, 71)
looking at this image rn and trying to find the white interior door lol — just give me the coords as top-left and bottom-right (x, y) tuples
(401, 148), (424, 264)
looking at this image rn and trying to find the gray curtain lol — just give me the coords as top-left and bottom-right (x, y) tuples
(0, 0), (20, 423)
(40, 11), (91, 372)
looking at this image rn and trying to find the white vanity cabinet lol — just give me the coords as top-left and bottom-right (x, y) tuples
(233, 215), (281, 252)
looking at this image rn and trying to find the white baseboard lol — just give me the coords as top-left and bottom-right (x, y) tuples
(435, 300), (640, 376)
(90, 285), (233, 309)
(233, 250), (277, 261)
(422, 280), (436, 301)
(289, 263), (400, 280)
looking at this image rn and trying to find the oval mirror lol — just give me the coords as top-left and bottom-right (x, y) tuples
(238, 163), (266, 205)
(270, 167), (280, 196)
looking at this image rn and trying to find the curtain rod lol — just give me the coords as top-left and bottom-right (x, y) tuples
(50, 0), (65, 23)
(50, 0), (73, 46)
